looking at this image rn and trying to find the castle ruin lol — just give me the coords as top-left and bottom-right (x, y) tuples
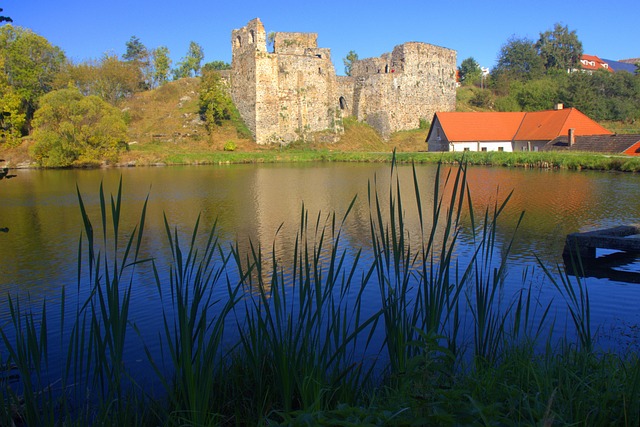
(231, 18), (457, 145)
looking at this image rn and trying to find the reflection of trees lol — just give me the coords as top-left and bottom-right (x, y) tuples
(2, 164), (640, 298)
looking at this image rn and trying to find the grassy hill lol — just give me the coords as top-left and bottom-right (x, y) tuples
(119, 78), (428, 165)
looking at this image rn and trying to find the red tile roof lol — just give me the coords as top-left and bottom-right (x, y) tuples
(435, 108), (612, 142)
(580, 54), (613, 73)
(515, 108), (613, 140)
(435, 112), (526, 142)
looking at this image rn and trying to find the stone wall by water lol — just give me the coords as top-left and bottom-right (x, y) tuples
(231, 18), (456, 144)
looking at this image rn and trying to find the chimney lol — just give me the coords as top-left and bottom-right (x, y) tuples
(568, 128), (575, 147)
(554, 103), (564, 110)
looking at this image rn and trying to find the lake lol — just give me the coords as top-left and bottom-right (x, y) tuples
(1, 162), (640, 382)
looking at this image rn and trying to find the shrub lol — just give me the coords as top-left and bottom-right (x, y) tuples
(30, 86), (127, 167)
(223, 140), (237, 151)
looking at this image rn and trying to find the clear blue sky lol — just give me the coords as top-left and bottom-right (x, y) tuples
(6, 0), (639, 75)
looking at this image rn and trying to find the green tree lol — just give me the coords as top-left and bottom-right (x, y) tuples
(123, 35), (147, 62)
(492, 36), (544, 85)
(174, 41), (205, 79)
(0, 54), (25, 145)
(0, 25), (65, 118)
(536, 23), (583, 73)
(458, 57), (482, 86)
(152, 46), (171, 87)
(123, 35), (151, 89)
(30, 86), (127, 167)
(343, 50), (358, 76)
(202, 61), (231, 72)
(199, 70), (234, 130)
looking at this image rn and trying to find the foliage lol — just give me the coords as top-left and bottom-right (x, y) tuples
(343, 50), (358, 76)
(536, 23), (583, 72)
(30, 86), (127, 167)
(0, 55), (25, 145)
(492, 36), (544, 86)
(173, 41), (204, 79)
(458, 57), (482, 86)
(55, 54), (143, 105)
(0, 24), (65, 121)
(2, 159), (639, 425)
(203, 60), (231, 72)
(122, 35), (151, 90)
(151, 46), (171, 88)
(469, 88), (495, 109)
(198, 69), (234, 130)
(223, 140), (237, 151)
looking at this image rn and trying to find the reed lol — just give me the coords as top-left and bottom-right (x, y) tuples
(0, 157), (638, 425)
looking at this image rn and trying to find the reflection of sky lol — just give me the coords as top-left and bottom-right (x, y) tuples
(1, 163), (640, 385)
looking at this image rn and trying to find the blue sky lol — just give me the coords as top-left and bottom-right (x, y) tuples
(6, 0), (639, 75)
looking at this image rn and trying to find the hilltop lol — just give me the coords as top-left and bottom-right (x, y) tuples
(116, 78), (428, 165)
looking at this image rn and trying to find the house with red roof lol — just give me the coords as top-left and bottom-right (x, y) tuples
(426, 105), (614, 153)
(579, 54), (613, 73)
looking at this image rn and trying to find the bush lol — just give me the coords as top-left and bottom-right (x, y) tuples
(223, 140), (237, 151)
(30, 87), (127, 167)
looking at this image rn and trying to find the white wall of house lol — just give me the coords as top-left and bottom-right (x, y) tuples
(450, 141), (513, 152)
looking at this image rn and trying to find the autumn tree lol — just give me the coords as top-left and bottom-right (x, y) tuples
(30, 86), (127, 167)
(55, 54), (142, 104)
(0, 25), (65, 122)
(343, 50), (358, 76)
(536, 23), (583, 73)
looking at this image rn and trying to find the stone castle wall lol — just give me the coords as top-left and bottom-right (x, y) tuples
(231, 18), (456, 145)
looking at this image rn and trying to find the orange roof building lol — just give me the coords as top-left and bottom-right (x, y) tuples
(579, 54), (613, 73)
(427, 106), (613, 153)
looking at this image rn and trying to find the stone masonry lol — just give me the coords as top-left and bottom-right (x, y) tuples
(231, 18), (457, 145)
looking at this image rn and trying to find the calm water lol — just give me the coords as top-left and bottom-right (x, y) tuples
(1, 163), (640, 372)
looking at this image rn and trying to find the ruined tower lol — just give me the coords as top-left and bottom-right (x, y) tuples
(231, 18), (343, 145)
(231, 19), (457, 145)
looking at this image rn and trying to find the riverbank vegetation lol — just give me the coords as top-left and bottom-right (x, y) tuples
(1, 22), (640, 170)
(1, 159), (639, 425)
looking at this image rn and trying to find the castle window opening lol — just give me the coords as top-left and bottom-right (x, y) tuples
(339, 96), (347, 110)
(236, 35), (242, 47)
(385, 64), (389, 73)
(250, 30), (255, 44)
(319, 67), (322, 75)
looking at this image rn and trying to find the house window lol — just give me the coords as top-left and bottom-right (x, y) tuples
(481, 147), (487, 152)
(463, 147), (470, 152)
(498, 147), (504, 152)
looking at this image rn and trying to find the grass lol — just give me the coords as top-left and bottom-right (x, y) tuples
(0, 157), (639, 425)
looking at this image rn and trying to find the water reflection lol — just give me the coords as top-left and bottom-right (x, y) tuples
(1, 163), (640, 346)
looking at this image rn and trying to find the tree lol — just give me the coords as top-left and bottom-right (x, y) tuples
(30, 86), (127, 167)
(0, 54), (25, 145)
(122, 35), (151, 89)
(152, 46), (171, 87)
(343, 50), (358, 76)
(458, 57), (482, 86)
(202, 61), (231, 72)
(536, 23), (583, 73)
(123, 36), (147, 62)
(199, 69), (234, 130)
(0, 25), (65, 118)
(492, 36), (544, 84)
(55, 54), (142, 104)
(174, 41), (204, 79)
